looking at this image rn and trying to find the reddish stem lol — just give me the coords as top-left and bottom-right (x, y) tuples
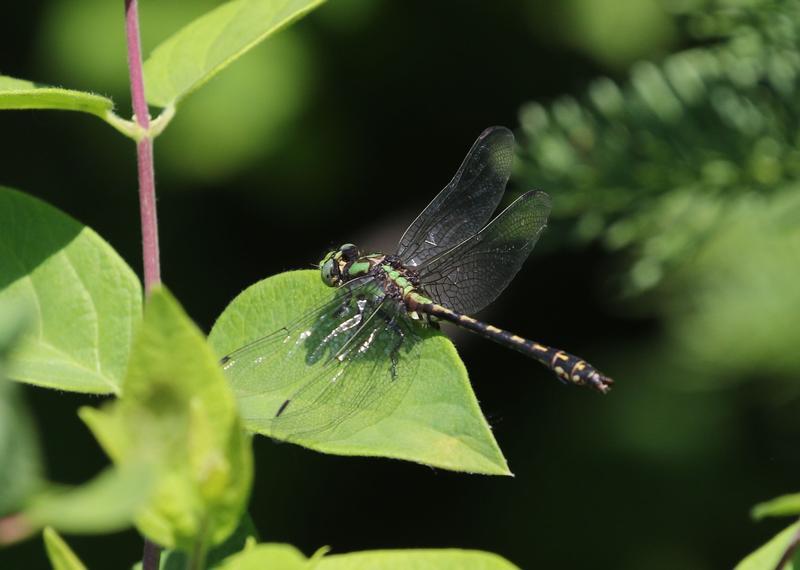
(124, 1), (162, 568)
(125, 0), (161, 294)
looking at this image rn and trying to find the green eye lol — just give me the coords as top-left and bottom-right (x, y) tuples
(320, 257), (338, 286)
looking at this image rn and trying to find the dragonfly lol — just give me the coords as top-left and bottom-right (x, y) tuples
(221, 126), (612, 442)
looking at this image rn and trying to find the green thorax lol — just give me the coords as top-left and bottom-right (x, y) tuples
(319, 243), (433, 307)
(340, 253), (384, 280)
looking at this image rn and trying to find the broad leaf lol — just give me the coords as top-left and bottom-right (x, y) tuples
(209, 270), (509, 476)
(0, 303), (42, 518)
(0, 187), (142, 394)
(318, 549), (520, 570)
(0, 378), (39, 518)
(144, 0), (325, 107)
(81, 287), (252, 550)
(736, 521), (800, 570)
(216, 543), (311, 570)
(42, 528), (87, 570)
(0, 75), (114, 121)
(24, 465), (153, 534)
(754, 493), (800, 520)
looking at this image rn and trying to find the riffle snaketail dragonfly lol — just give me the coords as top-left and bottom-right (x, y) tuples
(221, 126), (612, 441)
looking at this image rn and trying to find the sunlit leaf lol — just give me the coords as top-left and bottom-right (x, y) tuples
(24, 465), (153, 534)
(0, 75), (114, 119)
(42, 528), (87, 570)
(754, 493), (800, 520)
(736, 521), (800, 570)
(216, 542), (311, 570)
(81, 287), (252, 550)
(317, 549), (520, 570)
(0, 187), (142, 394)
(144, 0), (325, 107)
(209, 270), (509, 476)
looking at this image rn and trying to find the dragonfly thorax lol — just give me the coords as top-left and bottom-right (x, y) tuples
(319, 245), (429, 308)
(320, 243), (396, 286)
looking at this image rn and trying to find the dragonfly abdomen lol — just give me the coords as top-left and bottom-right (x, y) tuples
(413, 300), (613, 394)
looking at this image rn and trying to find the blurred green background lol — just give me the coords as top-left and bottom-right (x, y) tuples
(2, 0), (799, 568)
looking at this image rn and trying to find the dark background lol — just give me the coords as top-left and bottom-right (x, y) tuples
(2, 1), (797, 568)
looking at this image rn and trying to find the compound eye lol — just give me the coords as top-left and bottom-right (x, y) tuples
(320, 257), (339, 287)
(339, 243), (360, 262)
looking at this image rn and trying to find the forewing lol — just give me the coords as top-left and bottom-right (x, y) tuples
(419, 190), (552, 315)
(221, 280), (419, 442)
(397, 126), (514, 267)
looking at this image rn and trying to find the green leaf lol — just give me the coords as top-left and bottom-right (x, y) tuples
(217, 545), (520, 570)
(216, 543), (311, 570)
(144, 0), (325, 107)
(42, 527), (87, 570)
(0, 187), (142, 395)
(317, 549), (520, 570)
(0, 74), (134, 136)
(24, 465), (153, 534)
(0, 75), (114, 118)
(209, 270), (509, 476)
(0, 378), (40, 516)
(81, 287), (253, 550)
(132, 514), (259, 570)
(736, 521), (800, 570)
(754, 494), (800, 520)
(0, 303), (43, 519)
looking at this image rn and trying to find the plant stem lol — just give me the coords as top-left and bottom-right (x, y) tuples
(186, 523), (209, 570)
(124, 1), (162, 568)
(125, 0), (161, 296)
(142, 541), (161, 570)
(187, 540), (209, 570)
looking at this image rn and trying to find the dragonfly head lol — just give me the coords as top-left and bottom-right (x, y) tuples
(319, 243), (361, 287)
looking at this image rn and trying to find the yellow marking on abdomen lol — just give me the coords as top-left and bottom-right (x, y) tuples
(570, 361), (587, 384)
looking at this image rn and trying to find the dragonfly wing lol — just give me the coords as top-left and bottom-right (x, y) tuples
(396, 126), (514, 268)
(255, 303), (420, 442)
(418, 190), (551, 315)
(221, 279), (419, 442)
